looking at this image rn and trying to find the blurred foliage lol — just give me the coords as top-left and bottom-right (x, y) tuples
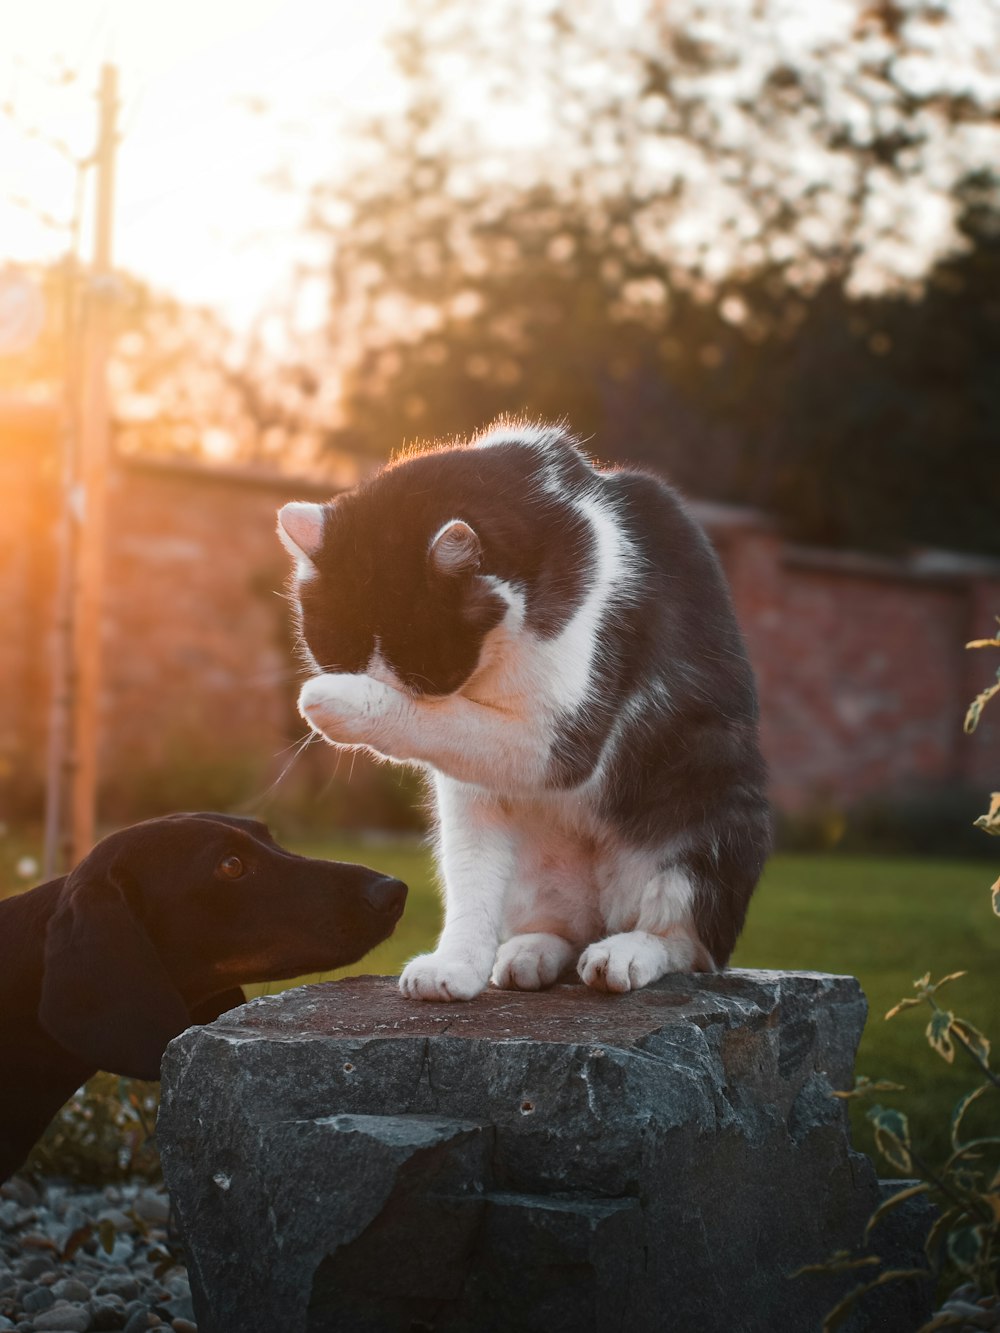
(296, 0), (1000, 555)
(775, 785), (993, 860)
(22, 1073), (161, 1185)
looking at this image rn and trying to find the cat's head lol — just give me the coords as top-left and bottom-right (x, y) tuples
(277, 479), (509, 696)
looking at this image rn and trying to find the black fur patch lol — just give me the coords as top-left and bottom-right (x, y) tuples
(297, 434), (595, 694)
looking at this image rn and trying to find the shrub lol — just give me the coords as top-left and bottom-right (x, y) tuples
(799, 623), (1000, 1331)
(22, 1073), (161, 1185)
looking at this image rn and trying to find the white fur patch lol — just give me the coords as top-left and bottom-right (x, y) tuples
(400, 777), (515, 1002)
(472, 422), (564, 452)
(492, 933), (577, 990)
(578, 930), (698, 993)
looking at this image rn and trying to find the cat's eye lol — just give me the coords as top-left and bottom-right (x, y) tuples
(217, 855), (245, 880)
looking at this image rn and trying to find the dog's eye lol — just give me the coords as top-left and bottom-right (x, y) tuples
(217, 856), (245, 879)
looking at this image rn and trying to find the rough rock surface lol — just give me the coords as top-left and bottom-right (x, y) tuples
(158, 970), (932, 1333)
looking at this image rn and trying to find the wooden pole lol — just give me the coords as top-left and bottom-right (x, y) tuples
(69, 63), (117, 866)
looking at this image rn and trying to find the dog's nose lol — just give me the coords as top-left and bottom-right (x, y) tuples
(364, 876), (408, 915)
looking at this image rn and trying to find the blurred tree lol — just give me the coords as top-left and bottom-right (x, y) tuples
(301, 0), (1000, 552)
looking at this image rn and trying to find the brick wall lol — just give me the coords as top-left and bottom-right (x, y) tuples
(1, 403), (997, 826)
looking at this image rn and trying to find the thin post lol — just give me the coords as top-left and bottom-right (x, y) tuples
(69, 63), (117, 866)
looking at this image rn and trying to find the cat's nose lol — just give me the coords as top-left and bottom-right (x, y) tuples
(364, 876), (408, 917)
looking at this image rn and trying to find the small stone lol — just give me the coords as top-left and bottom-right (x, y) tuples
(170, 1322), (196, 1333)
(20, 1291), (54, 1316)
(122, 1312), (151, 1333)
(131, 1197), (168, 1228)
(30, 1307), (90, 1333)
(17, 1262), (54, 1283)
(49, 1283), (89, 1307)
(0, 1316), (13, 1330)
(88, 1294), (127, 1331)
(94, 1278), (138, 1303)
(0, 1181), (39, 1210)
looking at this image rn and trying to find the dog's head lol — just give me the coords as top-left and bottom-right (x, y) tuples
(38, 813), (406, 1080)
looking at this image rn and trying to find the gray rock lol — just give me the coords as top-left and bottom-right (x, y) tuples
(15, 1264), (53, 1284)
(88, 1295), (127, 1331)
(19, 1293), (53, 1317)
(30, 1306), (90, 1333)
(92, 1279), (138, 1304)
(121, 1311), (151, 1333)
(47, 1285), (88, 1308)
(0, 1184), (39, 1212)
(159, 969), (931, 1333)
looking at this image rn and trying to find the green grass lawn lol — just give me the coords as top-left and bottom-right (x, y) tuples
(3, 830), (996, 1170)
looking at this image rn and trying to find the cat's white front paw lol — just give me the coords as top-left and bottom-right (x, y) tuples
(492, 933), (575, 990)
(399, 953), (488, 1002)
(578, 931), (673, 993)
(298, 673), (401, 746)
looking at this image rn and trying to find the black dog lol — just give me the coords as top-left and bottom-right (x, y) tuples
(0, 812), (406, 1182)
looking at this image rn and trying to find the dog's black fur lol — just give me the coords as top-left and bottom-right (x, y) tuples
(0, 813), (406, 1182)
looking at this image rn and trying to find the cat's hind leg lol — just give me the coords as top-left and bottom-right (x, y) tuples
(579, 855), (715, 993)
(578, 925), (713, 993)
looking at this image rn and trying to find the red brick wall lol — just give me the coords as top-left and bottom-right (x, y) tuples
(1, 405), (997, 824)
(712, 517), (999, 810)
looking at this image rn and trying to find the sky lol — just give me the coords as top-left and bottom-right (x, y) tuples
(4, 0), (999, 338)
(1, 0), (403, 329)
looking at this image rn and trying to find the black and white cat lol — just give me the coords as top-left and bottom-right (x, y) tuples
(277, 421), (771, 1002)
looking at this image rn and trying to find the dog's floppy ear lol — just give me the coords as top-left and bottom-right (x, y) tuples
(38, 855), (189, 1081)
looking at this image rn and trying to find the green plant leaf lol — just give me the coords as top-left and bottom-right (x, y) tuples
(950, 1084), (991, 1151)
(865, 1181), (931, 1237)
(929, 972), (968, 994)
(868, 1104), (912, 1172)
(950, 1018), (991, 1069)
(965, 684), (1000, 734)
(927, 1009), (955, 1063)
(820, 1269), (928, 1333)
(991, 875), (1000, 917)
(885, 996), (923, 1020)
(791, 1250), (881, 1278)
(946, 1223), (986, 1275)
(832, 1075), (906, 1100)
(915, 1315), (971, 1332)
(925, 1206), (962, 1264)
(972, 791), (1000, 833)
(97, 1217), (116, 1255)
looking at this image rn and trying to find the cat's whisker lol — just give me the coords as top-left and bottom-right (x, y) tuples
(239, 731), (319, 811)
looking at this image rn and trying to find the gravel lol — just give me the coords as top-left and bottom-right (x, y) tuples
(0, 1177), (195, 1333)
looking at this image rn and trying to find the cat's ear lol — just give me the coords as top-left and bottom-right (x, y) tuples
(428, 519), (482, 576)
(278, 502), (326, 572)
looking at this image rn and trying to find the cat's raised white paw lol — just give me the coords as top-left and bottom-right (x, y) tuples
(298, 673), (402, 746)
(492, 933), (575, 990)
(399, 953), (488, 1003)
(577, 931), (675, 993)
